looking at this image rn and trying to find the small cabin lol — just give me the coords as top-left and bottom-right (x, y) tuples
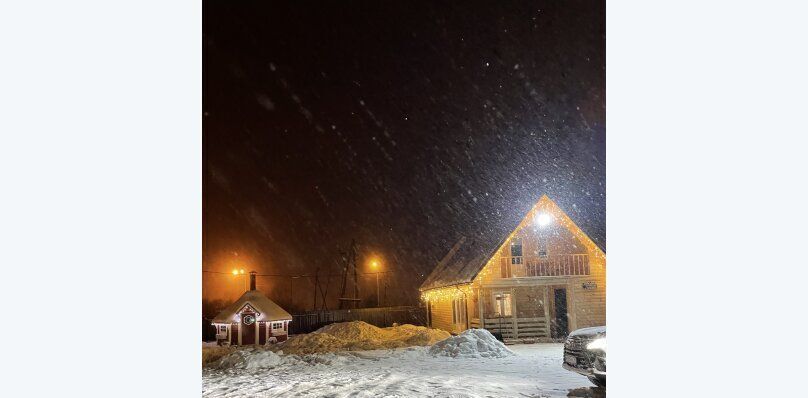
(420, 195), (605, 339)
(212, 271), (293, 345)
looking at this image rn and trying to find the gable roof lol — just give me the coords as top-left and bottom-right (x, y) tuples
(212, 290), (293, 323)
(419, 194), (604, 292)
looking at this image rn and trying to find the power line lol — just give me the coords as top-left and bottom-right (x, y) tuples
(201, 270), (395, 278)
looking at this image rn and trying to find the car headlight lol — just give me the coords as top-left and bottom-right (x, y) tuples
(587, 337), (606, 351)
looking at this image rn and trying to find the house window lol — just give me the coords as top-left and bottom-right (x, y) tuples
(510, 239), (523, 264)
(219, 325), (227, 332)
(272, 322), (283, 330)
(493, 292), (513, 317)
(452, 297), (466, 325)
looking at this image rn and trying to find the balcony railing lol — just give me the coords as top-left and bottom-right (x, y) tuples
(502, 254), (590, 278)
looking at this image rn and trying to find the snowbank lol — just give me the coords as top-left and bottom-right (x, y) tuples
(212, 347), (298, 370)
(204, 344), (586, 398)
(428, 328), (515, 358)
(202, 345), (237, 367)
(276, 321), (451, 355)
(204, 322), (452, 369)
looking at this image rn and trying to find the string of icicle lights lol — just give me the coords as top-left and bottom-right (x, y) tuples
(420, 284), (473, 302)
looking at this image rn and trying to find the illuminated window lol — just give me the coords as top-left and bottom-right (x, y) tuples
(510, 239), (523, 264)
(452, 297), (466, 325)
(493, 292), (512, 316)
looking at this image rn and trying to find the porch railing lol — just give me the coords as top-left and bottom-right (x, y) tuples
(504, 254), (590, 277)
(470, 317), (548, 338)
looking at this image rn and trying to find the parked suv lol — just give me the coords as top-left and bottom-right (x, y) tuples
(562, 326), (606, 387)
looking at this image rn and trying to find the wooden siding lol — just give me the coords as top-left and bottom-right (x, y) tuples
(569, 253), (606, 329)
(514, 285), (546, 318)
(428, 297), (456, 333)
(427, 296), (473, 334)
(477, 215), (589, 283)
(426, 196), (605, 336)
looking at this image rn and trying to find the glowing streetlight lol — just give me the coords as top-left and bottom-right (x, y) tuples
(232, 268), (247, 291)
(369, 258), (382, 307)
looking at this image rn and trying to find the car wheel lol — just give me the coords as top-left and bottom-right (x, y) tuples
(587, 376), (606, 387)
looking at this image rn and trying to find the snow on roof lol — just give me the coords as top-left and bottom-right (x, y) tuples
(419, 232), (507, 291)
(419, 194), (604, 292)
(212, 290), (292, 324)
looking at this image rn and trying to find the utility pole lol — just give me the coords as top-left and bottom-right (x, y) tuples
(338, 239), (361, 309)
(375, 272), (380, 307)
(351, 240), (358, 306)
(313, 267), (319, 311)
(289, 276), (294, 306)
(319, 272), (329, 311)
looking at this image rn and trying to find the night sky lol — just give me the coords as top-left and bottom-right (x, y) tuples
(203, 0), (605, 312)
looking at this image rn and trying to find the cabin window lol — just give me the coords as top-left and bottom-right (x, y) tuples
(219, 325), (227, 332)
(510, 239), (523, 264)
(272, 322), (283, 330)
(452, 297), (466, 325)
(493, 292), (513, 317)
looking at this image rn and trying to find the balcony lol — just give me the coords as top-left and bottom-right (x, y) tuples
(501, 254), (590, 278)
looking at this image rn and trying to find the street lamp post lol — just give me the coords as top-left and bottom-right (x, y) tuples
(371, 260), (381, 307)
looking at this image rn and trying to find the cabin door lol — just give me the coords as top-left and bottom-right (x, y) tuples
(241, 312), (256, 345)
(230, 323), (238, 345)
(551, 288), (569, 338)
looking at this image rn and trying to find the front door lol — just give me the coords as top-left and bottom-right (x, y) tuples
(551, 288), (569, 338)
(230, 323), (238, 345)
(259, 321), (267, 345)
(241, 312), (256, 345)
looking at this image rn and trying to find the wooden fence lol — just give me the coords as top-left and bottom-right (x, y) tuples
(291, 306), (426, 334)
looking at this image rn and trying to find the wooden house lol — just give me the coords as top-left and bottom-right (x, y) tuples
(419, 195), (605, 339)
(212, 272), (293, 345)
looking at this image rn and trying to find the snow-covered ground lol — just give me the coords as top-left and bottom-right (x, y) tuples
(202, 343), (600, 397)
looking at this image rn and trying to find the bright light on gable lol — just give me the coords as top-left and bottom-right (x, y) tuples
(535, 212), (552, 227)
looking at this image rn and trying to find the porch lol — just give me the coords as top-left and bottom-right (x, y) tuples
(471, 281), (576, 339)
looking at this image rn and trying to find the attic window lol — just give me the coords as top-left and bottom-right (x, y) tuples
(510, 239), (523, 264)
